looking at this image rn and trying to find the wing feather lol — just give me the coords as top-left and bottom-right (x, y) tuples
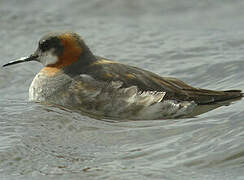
(85, 58), (243, 104)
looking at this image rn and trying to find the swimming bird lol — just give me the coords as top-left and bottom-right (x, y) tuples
(3, 32), (243, 120)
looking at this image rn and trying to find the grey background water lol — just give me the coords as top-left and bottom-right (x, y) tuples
(0, 0), (244, 179)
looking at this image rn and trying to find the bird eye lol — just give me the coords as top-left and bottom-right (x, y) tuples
(38, 37), (63, 55)
(39, 40), (51, 51)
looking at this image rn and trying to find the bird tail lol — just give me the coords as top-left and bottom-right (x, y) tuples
(184, 90), (243, 117)
(211, 90), (243, 104)
(182, 88), (243, 105)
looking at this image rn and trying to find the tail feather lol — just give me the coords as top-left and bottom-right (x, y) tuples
(223, 90), (243, 97)
(200, 89), (243, 105)
(182, 88), (243, 105)
(185, 90), (243, 117)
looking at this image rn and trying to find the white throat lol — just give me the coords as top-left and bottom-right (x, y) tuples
(39, 50), (58, 66)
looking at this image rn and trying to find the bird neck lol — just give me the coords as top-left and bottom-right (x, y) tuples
(62, 48), (97, 76)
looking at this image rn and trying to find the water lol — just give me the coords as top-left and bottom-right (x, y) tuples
(0, 0), (244, 179)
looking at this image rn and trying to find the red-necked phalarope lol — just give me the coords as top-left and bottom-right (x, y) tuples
(3, 32), (243, 120)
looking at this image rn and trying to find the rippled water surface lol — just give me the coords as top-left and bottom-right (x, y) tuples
(0, 0), (244, 179)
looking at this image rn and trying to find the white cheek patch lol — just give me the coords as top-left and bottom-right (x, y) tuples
(39, 50), (58, 66)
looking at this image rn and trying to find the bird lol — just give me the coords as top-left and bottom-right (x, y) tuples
(2, 32), (243, 120)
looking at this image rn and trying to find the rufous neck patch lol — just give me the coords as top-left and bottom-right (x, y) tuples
(48, 33), (82, 69)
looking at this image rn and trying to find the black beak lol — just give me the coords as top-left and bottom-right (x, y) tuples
(2, 54), (38, 67)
